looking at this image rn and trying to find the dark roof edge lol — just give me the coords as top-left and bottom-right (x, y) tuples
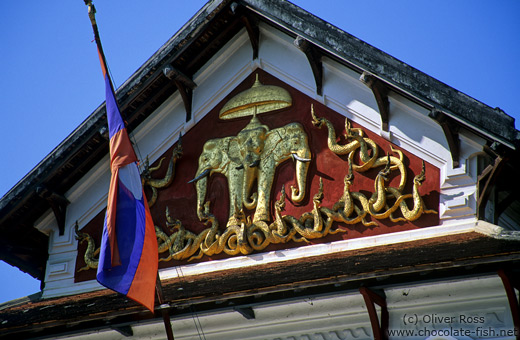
(0, 107), (106, 211)
(116, 0), (230, 99)
(242, 0), (520, 149)
(0, 0), (230, 208)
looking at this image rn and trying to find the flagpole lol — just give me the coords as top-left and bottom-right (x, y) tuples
(84, 1), (117, 95)
(83, 2), (174, 339)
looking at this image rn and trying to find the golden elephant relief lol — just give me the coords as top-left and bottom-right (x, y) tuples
(189, 113), (312, 226)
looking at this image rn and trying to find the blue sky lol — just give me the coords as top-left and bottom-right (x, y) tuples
(0, 1), (519, 304)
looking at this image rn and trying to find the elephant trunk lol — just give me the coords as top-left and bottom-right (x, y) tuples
(290, 149), (311, 202)
(242, 165), (257, 210)
(194, 171), (209, 221)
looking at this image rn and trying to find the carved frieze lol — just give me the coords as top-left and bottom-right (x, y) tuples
(75, 71), (439, 278)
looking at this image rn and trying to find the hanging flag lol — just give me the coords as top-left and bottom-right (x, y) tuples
(86, 1), (158, 312)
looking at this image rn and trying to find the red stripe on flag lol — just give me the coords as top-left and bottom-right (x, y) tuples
(127, 191), (159, 312)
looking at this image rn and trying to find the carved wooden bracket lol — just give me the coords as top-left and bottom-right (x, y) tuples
(234, 306), (255, 319)
(477, 154), (505, 219)
(498, 269), (520, 339)
(156, 273), (175, 340)
(163, 65), (197, 122)
(360, 72), (390, 132)
(36, 186), (70, 236)
(111, 326), (133, 337)
(231, 2), (259, 59)
(360, 287), (389, 340)
(429, 109), (461, 168)
(294, 36), (323, 96)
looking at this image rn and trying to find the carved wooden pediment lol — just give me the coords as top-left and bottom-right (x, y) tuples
(75, 70), (439, 282)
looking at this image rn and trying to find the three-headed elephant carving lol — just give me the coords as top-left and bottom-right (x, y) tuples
(238, 121), (312, 222)
(191, 116), (312, 225)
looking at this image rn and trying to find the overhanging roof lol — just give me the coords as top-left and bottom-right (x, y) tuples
(1, 227), (520, 339)
(1, 0), (518, 280)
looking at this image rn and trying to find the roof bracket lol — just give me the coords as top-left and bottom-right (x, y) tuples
(429, 109), (461, 168)
(234, 306), (255, 319)
(242, 16), (259, 60)
(360, 72), (390, 132)
(294, 36), (323, 96)
(360, 286), (389, 340)
(498, 270), (520, 337)
(231, 3), (259, 59)
(36, 186), (70, 236)
(477, 154), (505, 219)
(111, 325), (134, 337)
(163, 65), (197, 122)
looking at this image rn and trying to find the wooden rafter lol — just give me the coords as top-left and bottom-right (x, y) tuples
(163, 65), (197, 122)
(294, 36), (323, 96)
(231, 2), (259, 59)
(429, 109), (461, 168)
(36, 186), (69, 236)
(477, 154), (505, 219)
(234, 306), (255, 319)
(155, 273), (175, 340)
(498, 270), (520, 340)
(360, 72), (390, 132)
(111, 326), (133, 337)
(360, 287), (389, 340)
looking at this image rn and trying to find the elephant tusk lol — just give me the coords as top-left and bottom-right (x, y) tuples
(188, 168), (211, 183)
(236, 164), (244, 170)
(249, 159), (260, 168)
(291, 153), (311, 162)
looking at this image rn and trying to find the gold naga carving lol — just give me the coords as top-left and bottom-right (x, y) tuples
(141, 140), (183, 207)
(77, 77), (438, 270)
(75, 143), (182, 272)
(310, 104), (437, 222)
(75, 222), (99, 272)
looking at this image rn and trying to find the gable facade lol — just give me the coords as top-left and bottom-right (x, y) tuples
(1, 1), (519, 339)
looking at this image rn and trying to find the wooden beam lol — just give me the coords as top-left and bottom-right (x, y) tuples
(477, 155), (505, 218)
(496, 191), (514, 223)
(163, 65), (197, 122)
(294, 36), (323, 96)
(359, 287), (389, 340)
(185, 16), (242, 71)
(231, 2), (259, 59)
(429, 109), (461, 168)
(498, 270), (520, 340)
(360, 72), (390, 132)
(36, 186), (69, 236)
(111, 325), (133, 337)
(234, 306), (255, 319)
(156, 273), (175, 340)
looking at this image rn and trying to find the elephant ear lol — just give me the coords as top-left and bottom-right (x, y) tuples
(227, 138), (242, 165)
